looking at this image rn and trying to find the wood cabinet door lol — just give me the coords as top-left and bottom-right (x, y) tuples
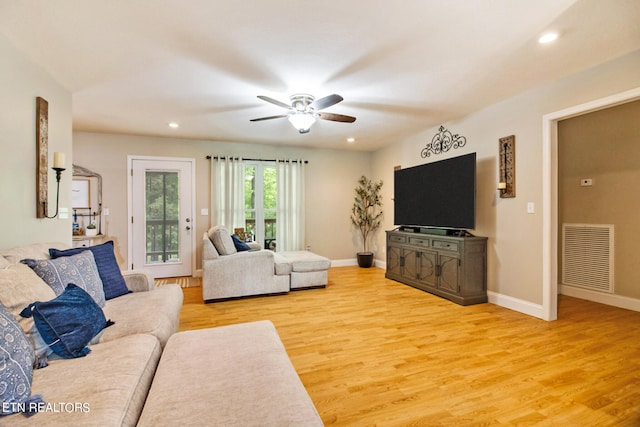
(402, 249), (419, 281)
(387, 245), (402, 277)
(438, 254), (459, 293)
(418, 251), (437, 286)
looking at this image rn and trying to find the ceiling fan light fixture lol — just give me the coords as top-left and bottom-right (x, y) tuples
(288, 113), (316, 133)
(252, 93), (355, 132)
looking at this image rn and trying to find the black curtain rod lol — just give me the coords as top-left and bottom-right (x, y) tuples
(206, 155), (308, 164)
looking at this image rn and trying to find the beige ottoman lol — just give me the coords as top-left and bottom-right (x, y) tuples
(137, 321), (323, 426)
(278, 251), (331, 290)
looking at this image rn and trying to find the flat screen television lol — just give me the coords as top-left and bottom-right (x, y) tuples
(394, 152), (476, 230)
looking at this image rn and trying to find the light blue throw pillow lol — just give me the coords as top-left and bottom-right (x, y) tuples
(21, 251), (106, 308)
(49, 241), (130, 300)
(0, 302), (43, 416)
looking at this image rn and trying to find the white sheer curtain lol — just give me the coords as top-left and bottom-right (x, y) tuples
(210, 156), (245, 230)
(276, 159), (305, 251)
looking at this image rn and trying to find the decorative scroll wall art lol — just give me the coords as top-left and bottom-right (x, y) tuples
(421, 125), (467, 158)
(36, 97), (49, 218)
(498, 135), (516, 198)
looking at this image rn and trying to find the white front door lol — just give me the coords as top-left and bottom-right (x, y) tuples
(130, 157), (194, 278)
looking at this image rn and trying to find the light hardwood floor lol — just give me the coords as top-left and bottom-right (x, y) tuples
(179, 266), (640, 426)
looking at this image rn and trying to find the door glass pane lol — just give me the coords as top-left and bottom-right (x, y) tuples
(145, 171), (180, 263)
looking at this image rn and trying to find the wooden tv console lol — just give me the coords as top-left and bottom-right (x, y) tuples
(385, 228), (487, 306)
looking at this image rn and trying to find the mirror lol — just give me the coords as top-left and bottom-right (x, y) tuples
(72, 178), (91, 208)
(72, 164), (103, 233)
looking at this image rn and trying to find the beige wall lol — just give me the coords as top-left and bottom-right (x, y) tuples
(0, 33), (73, 249)
(73, 132), (371, 269)
(372, 49), (640, 307)
(558, 100), (640, 299)
(4, 25), (640, 317)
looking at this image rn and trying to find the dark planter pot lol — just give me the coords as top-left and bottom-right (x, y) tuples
(357, 252), (374, 268)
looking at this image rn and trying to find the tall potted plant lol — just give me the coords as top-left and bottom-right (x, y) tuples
(351, 175), (383, 268)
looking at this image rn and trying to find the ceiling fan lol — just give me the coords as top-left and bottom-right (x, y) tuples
(250, 93), (356, 134)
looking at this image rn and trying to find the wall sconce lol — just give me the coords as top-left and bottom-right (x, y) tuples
(498, 135), (515, 198)
(42, 152), (66, 219)
(35, 97), (66, 219)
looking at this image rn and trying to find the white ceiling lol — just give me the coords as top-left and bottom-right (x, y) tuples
(1, 0), (639, 151)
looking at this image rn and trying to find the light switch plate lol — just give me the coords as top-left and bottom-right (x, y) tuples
(527, 202), (535, 214)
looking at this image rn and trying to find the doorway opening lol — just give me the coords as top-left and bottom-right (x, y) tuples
(543, 87), (640, 320)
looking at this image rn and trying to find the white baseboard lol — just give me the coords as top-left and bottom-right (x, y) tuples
(560, 285), (640, 312)
(193, 269), (202, 278)
(487, 291), (544, 319)
(330, 259), (387, 268)
(330, 259), (357, 267)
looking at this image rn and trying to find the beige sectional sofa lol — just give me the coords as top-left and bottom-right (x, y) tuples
(0, 242), (183, 426)
(0, 241), (324, 426)
(202, 226), (331, 301)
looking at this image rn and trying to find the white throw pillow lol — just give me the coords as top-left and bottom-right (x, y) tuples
(208, 226), (237, 256)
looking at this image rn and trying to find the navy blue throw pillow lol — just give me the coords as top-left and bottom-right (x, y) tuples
(231, 234), (251, 252)
(20, 284), (114, 359)
(49, 241), (130, 300)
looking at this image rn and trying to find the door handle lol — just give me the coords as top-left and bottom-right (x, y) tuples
(186, 226), (191, 230)
(185, 218), (191, 223)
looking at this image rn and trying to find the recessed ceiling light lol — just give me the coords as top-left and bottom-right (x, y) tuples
(347, 137), (356, 143)
(538, 32), (559, 44)
(168, 122), (179, 128)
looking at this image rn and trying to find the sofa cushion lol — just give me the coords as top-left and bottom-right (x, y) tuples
(279, 251), (331, 272)
(49, 241), (130, 300)
(0, 302), (40, 416)
(208, 226), (237, 255)
(21, 251), (106, 308)
(0, 242), (67, 264)
(9, 334), (162, 427)
(20, 284), (113, 359)
(0, 263), (57, 359)
(137, 321), (323, 427)
(100, 284), (183, 348)
(273, 252), (293, 276)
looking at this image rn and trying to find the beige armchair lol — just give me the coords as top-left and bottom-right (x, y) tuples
(202, 226), (290, 302)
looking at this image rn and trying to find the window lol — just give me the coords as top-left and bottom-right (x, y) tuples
(244, 162), (276, 249)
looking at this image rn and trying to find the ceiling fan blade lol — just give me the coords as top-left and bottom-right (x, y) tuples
(250, 114), (289, 122)
(257, 95), (291, 109)
(317, 112), (356, 123)
(310, 94), (343, 111)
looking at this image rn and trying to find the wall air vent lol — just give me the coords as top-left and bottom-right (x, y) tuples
(562, 223), (614, 293)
